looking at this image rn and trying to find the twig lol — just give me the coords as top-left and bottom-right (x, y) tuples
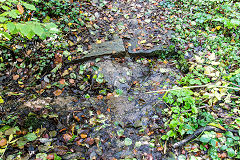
(172, 126), (239, 148)
(146, 84), (240, 93)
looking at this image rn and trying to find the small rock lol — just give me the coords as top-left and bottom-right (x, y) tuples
(62, 152), (83, 160)
(94, 12), (100, 18)
(134, 120), (142, 128)
(90, 151), (97, 160)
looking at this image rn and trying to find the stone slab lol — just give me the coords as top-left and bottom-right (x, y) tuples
(83, 36), (126, 59)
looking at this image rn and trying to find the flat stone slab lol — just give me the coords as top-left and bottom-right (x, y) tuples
(67, 37), (126, 64)
(83, 37), (126, 58)
(126, 30), (175, 56)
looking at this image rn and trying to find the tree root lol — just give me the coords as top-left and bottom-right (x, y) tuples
(173, 126), (239, 148)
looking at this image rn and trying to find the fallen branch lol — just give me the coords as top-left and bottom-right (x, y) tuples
(146, 84), (240, 93)
(173, 126), (239, 148)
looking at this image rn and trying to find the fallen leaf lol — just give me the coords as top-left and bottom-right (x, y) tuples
(80, 133), (87, 139)
(96, 39), (102, 44)
(157, 146), (163, 151)
(54, 53), (62, 64)
(63, 133), (72, 142)
(106, 93), (113, 99)
(16, 58), (23, 62)
(0, 138), (7, 147)
(140, 40), (146, 44)
(17, 4), (24, 14)
(54, 146), (68, 156)
(13, 75), (19, 80)
(85, 137), (94, 145)
(59, 79), (65, 84)
(26, 50), (32, 56)
(53, 89), (62, 96)
(97, 110), (101, 115)
(69, 79), (75, 84)
(62, 70), (69, 76)
(216, 132), (223, 138)
(97, 95), (103, 100)
(46, 154), (55, 160)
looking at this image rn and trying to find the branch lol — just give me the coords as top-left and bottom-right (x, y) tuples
(173, 126), (239, 148)
(146, 84), (240, 93)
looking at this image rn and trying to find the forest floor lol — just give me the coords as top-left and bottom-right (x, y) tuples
(1, 0), (240, 160)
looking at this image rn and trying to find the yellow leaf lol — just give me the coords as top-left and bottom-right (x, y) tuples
(216, 26), (221, 30)
(18, 81), (23, 84)
(80, 133), (87, 139)
(8, 134), (13, 142)
(208, 123), (226, 131)
(96, 40), (102, 44)
(140, 40), (146, 44)
(0, 96), (4, 103)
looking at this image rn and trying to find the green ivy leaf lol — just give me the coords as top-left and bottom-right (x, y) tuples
(227, 148), (236, 157)
(117, 129), (124, 137)
(24, 133), (37, 141)
(167, 130), (176, 138)
(191, 106), (198, 114)
(200, 133), (211, 143)
(26, 30), (35, 39)
(124, 138), (132, 146)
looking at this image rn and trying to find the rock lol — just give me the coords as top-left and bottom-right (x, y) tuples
(90, 151), (97, 160)
(62, 152), (83, 160)
(97, 58), (149, 92)
(127, 30), (175, 56)
(83, 36), (126, 59)
(134, 120), (143, 128)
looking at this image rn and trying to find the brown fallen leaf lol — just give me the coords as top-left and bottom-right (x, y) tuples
(13, 75), (20, 80)
(54, 146), (68, 156)
(69, 79), (75, 84)
(216, 132), (223, 138)
(17, 4), (24, 14)
(97, 95), (103, 100)
(53, 89), (62, 96)
(0, 138), (7, 147)
(16, 58), (24, 62)
(46, 154), (55, 160)
(59, 79), (65, 85)
(80, 133), (87, 139)
(63, 133), (72, 142)
(106, 93), (113, 99)
(85, 137), (94, 145)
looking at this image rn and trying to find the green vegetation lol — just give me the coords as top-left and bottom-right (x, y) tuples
(156, 0), (240, 159)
